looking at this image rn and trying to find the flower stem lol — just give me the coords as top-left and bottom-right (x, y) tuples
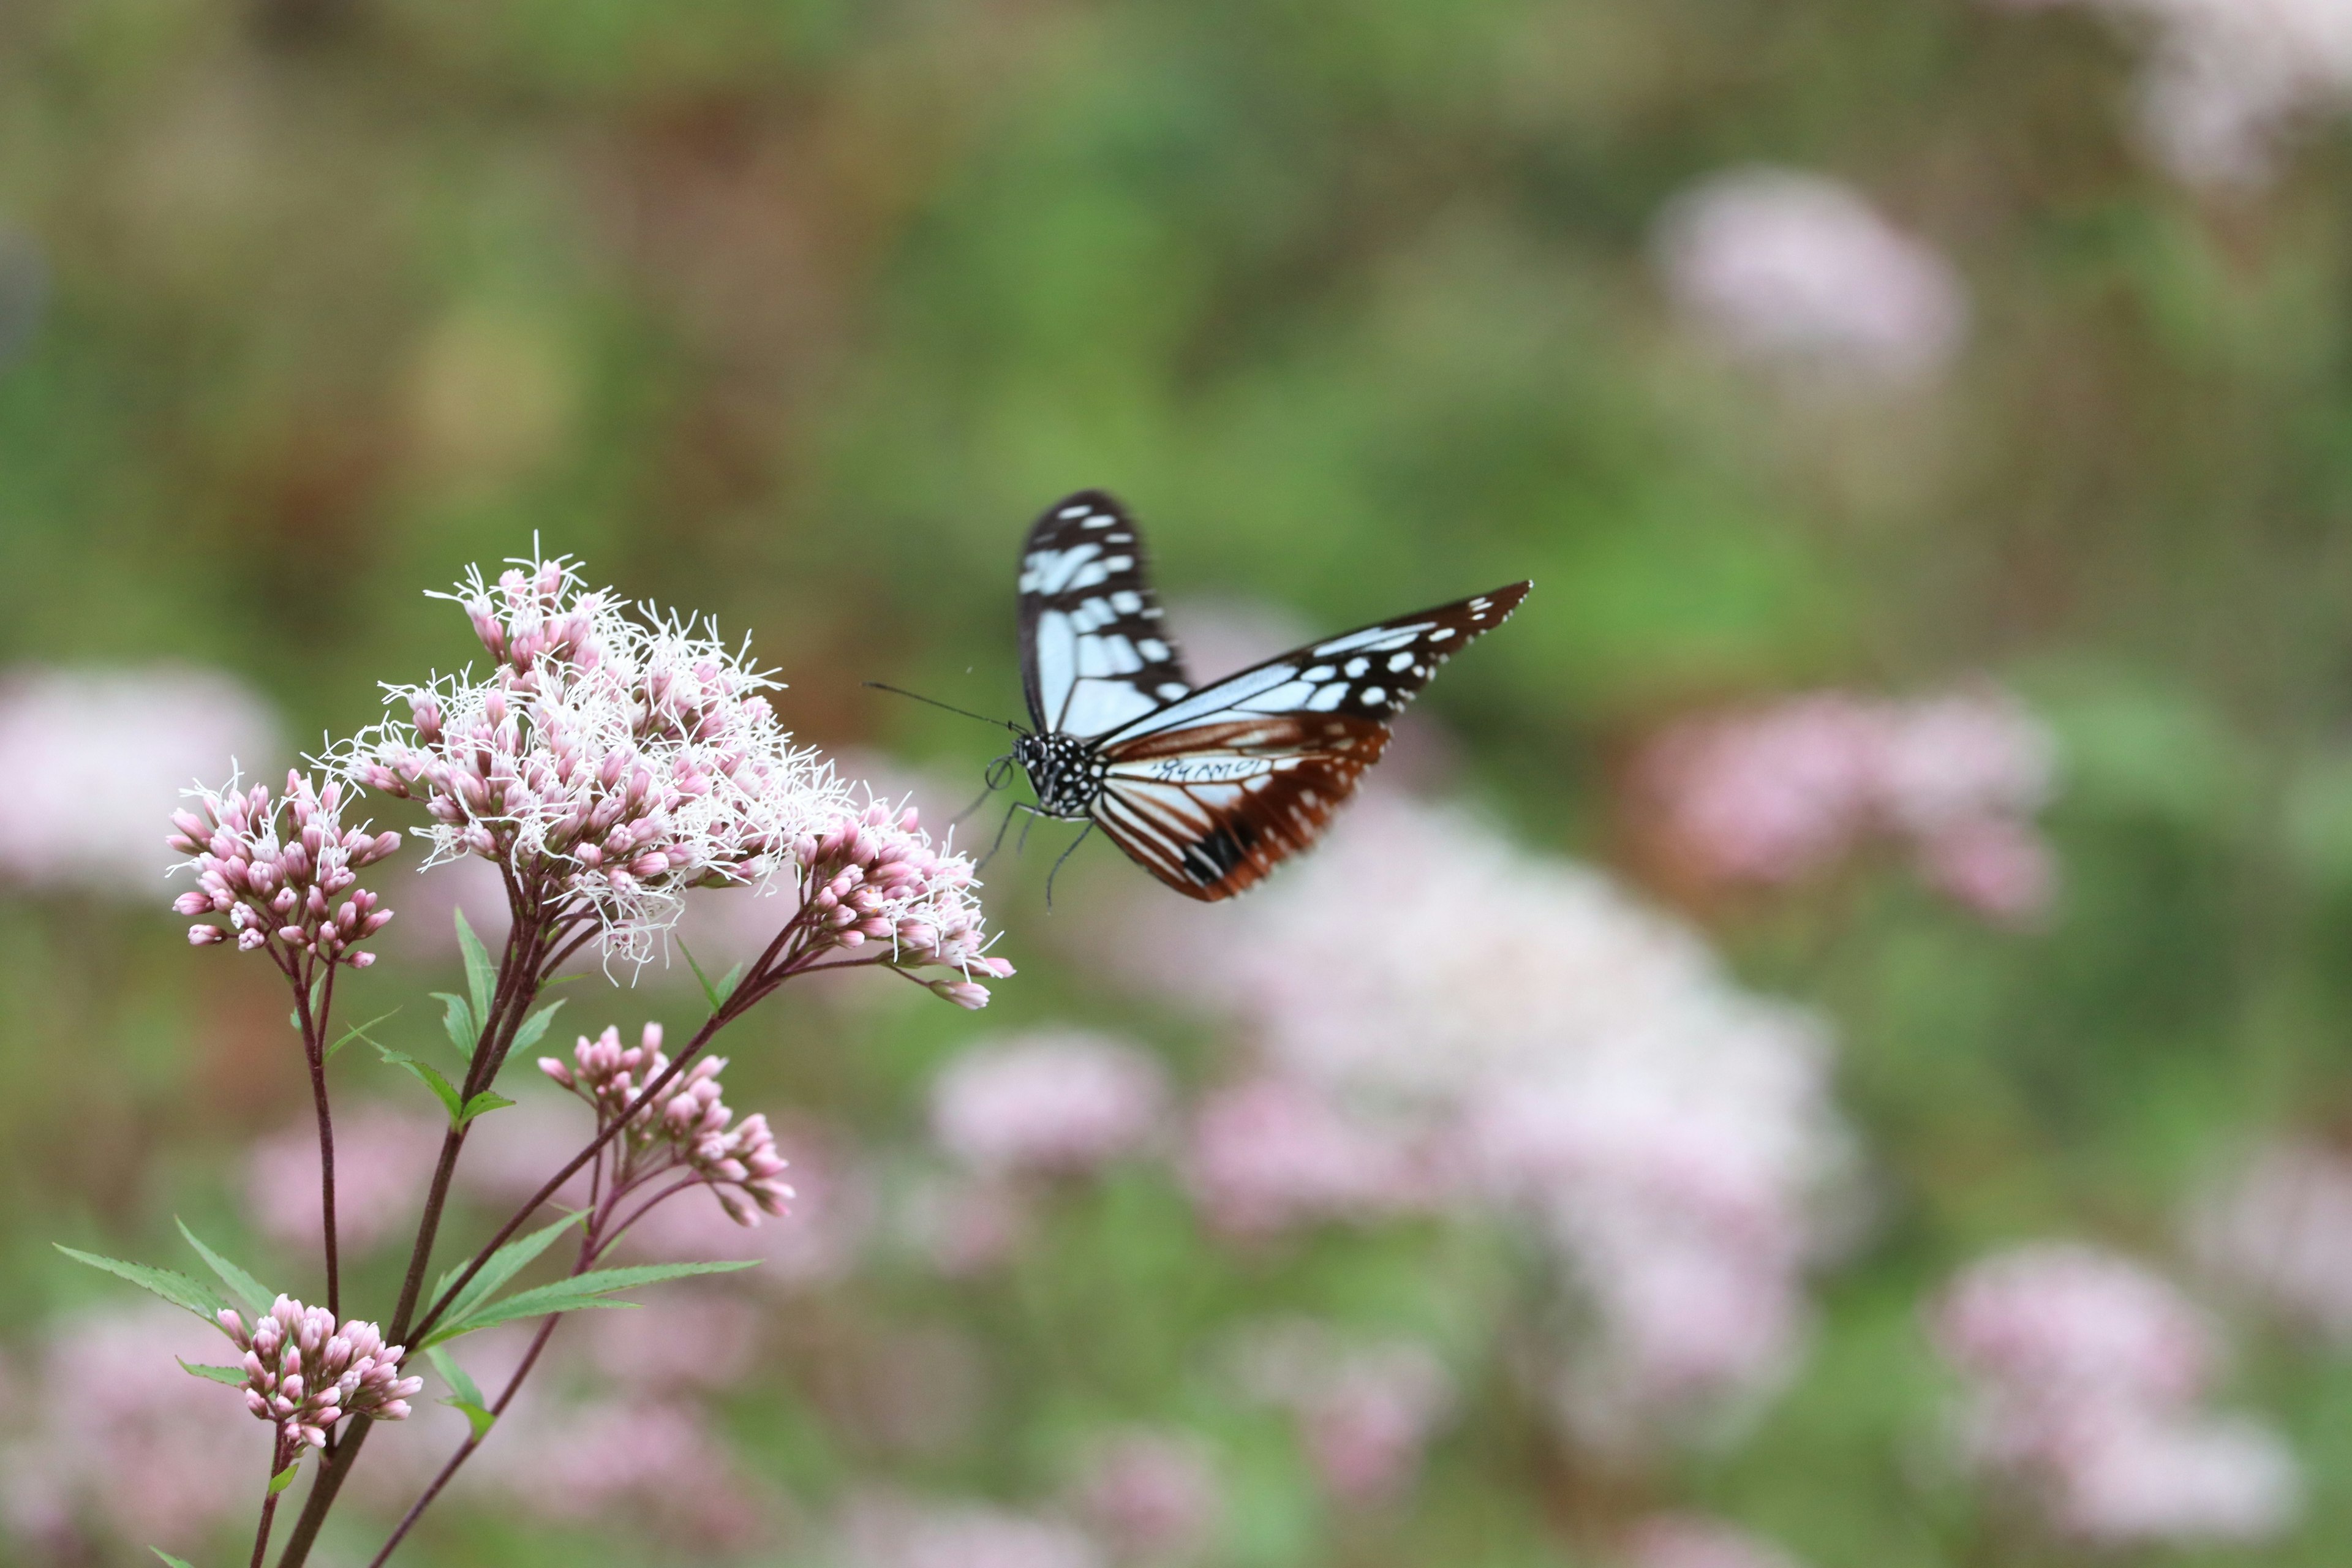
(249, 1436), (293, 1568)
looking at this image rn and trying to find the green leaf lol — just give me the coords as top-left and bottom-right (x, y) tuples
(507, 999), (565, 1058)
(456, 1090), (514, 1128)
(432, 993), (476, 1060)
(178, 1358), (248, 1385)
(322, 1007), (401, 1062)
(371, 1040), (464, 1124)
(175, 1219), (272, 1313)
(55, 1245), (224, 1320)
(677, 938), (744, 1016)
(426, 1344), (484, 1407)
(454, 908), (496, 1028)
(151, 1550), (198, 1567)
(430, 1210), (588, 1330)
(268, 1461), (300, 1494)
(448, 1395), (498, 1441)
(424, 1260), (756, 1346)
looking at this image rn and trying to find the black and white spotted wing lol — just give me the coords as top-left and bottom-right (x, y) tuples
(1017, 491), (1191, 740)
(1086, 582), (1531, 899)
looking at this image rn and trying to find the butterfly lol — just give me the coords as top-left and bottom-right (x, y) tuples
(1000, 489), (1529, 901)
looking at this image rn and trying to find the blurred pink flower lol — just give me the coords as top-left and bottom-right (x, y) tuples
(247, 1101), (443, 1253)
(615, 1113), (873, 1288)
(578, 1290), (763, 1392)
(0, 665), (279, 895)
(905, 1171), (1034, 1276)
(1929, 1242), (2302, 1545)
(2190, 1139), (2352, 1342)
(1134, 793), (1853, 1444)
(1234, 1322), (1455, 1504)
(478, 1395), (769, 1545)
(1182, 1075), (1438, 1235)
(1637, 685), (2059, 921)
(1624, 1515), (1806, 1568)
(930, 1031), (1169, 1176)
(1988, 0), (2352, 185)
(842, 1491), (1106, 1568)
(1653, 167), (1967, 389)
(0, 1303), (258, 1550)
(1074, 1429), (1222, 1562)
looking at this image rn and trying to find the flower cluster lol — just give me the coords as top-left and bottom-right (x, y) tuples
(1988, 0), (2352, 186)
(1128, 793), (1853, 1447)
(1622, 1515), (1807, 1568)
(1231, 1321), (1457, 1504)
(2190, 1139), (2352, 1343)
(169, 771), (400, 965)
(543, 1022), (794, 1226)
(1653, 166), (1967, 390)
(794, 799), (1013, 1006)
(1929, 1243), (2302, 1545)
(930, 1031), (1168, 1177)
(341, 555), (843, 964)
(1634, 687), (2058, 923)
(1073, 1429), (1223, 1562)
(216, 1297), (419, 1449)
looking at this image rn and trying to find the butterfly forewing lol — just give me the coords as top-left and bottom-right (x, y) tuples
(1017, 492), (1191, 740)
(1091, 581), (1530, 900)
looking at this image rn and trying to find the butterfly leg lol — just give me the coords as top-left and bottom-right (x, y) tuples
(950, 754), (1017, 829)
(978, 798), (1046, 871)
(1042, 820), (1096, 911)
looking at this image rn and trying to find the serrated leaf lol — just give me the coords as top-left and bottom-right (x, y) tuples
(55, 1245), (225, 1320)
(151, 1550), (198, 1567)
(425, 1260), (756, 1346)
(430, 1210), (587, 1330)
(425, 1344), (484, 1407)
(454, 908), (496, 1028)
(448, 1396), (498, 1442)
(371, 1041), (464, 1124)
(456, 1090), (514, 1128)
(268, 1462), (300, 1494)
(432, 993), (476, 1060)
(175, 1219), (272, 1313)
(178, 1358), (248, 1385)
(322, 1007), (401, 1063)
(507, 999), (565, 1058)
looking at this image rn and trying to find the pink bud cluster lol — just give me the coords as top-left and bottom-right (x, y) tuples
(214, 1295), (420, 1449)
(794, 799), (1013, 1008)
(340, 554), (849, 965)
(542, 1022), (794, 1226)
(168, 771), (399, 965)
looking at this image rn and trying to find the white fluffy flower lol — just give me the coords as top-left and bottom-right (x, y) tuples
(341, 554), (856, 965)
(1654, 167), (1967, 389)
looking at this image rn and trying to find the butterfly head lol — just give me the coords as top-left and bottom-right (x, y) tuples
(1014, 731), (1105, 820)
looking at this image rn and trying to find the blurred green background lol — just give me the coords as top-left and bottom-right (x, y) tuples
(9, 0), (2352, 1563)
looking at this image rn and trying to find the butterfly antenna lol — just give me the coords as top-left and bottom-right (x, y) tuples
(863, 682), (1025, 733)
(1043, 821), (1095, 912)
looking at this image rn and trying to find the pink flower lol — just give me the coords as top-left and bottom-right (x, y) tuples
(478, 1395), (768, 1544)
(1653, 167), (1966, 389)
(614, 1115), (874, 1287)
(2190, 1139), (2352, 1342)
(1182, 1076), (1436, 1235)
(842, 1491), (1106, 1568)
(541, 1022), (795, 1226)
(1623, 1515), (1807, 1568)
(214, 1295), (421, 1449)
(1635, 685), (2059, 921)
(0, 665), (279, 895)
(1074, 1430), (1222, 1561)
(905, 1173), (1033, 1276)
(791, 796), (1015, 1003)
(0, 1303), (254, 1548)
(1929, 1243), (2302, 1545)
(1233, 1322), (1455, 1504)
(168, 769), (399, 965)
(246, 1102), (445, 1252)
(931, 1031), (1169, 1176)
(578, 1291), (762, 1393)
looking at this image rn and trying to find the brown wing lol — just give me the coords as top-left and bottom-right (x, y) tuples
(1087, 580), (1531, 900)
(1094, 717), (1387, 900)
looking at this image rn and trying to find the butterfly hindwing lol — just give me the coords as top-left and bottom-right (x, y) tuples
(1017, 492), (1191, 740)
(1088, 581), (1530, 900)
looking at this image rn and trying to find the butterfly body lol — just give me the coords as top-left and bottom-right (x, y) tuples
(1012, 490), (1528, 900)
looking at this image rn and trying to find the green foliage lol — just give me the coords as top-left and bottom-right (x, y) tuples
(176, 1358), (247, 1385)
(429, 1210), (589, 1330)
(53, 1246), (223, 1321)
(421, 1261), (758, 1348)
(174, 1218), (271, 1313)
